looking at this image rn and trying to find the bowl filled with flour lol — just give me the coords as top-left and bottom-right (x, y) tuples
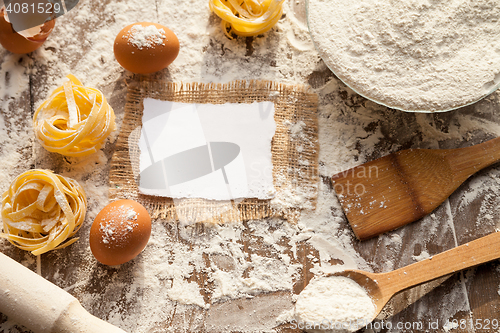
(307, 0), (500, 112)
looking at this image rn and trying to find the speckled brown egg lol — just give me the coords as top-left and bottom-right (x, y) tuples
(90, 199), (151, 266)
(113, 22), (179, 74)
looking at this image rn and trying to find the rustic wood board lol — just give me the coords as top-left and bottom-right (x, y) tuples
(1, 0), (500, 332)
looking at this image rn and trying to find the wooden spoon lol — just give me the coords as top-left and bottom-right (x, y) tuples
(331, 231), (500, 322)
(331, 137), (500, 240)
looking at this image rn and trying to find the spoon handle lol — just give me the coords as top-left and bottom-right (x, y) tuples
(381, 231), (500, 296)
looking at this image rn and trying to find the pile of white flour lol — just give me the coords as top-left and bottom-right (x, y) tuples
(295, 276), (375, 333)
(308, 0), (500, 111)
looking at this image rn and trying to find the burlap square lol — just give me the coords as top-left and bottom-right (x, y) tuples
(109, 79), (318, 223)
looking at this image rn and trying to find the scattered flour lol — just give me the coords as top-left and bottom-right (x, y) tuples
(167, 278), (208, 309)
(308, 0), (500, 111)
(1, 0), (500, 332)
(412, 250), (431, 262)
(125, 208), (138, 220)
(99, 207), (139, 245)
(288, 119), (307, 139)
(295, 276), (375, 332)
(124, 25), (166, 49)
(0, 53), (34, 199)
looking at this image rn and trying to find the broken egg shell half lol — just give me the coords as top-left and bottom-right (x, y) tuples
(90, 199), (152, 266)
(0, 6), (55, 54)
(114, 22), (180, 74)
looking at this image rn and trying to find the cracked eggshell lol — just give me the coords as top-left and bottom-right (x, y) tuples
(0, 7), (55, 54)
(90, 199), (152, 266)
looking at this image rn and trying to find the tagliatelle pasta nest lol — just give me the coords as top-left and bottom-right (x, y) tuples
(0, 169), (87, 256)
(209, 0), (285, 38)
(33, 74), (116, 157)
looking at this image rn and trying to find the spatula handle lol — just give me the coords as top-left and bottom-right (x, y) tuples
(381, 232), (500, 295)
(446, 136), (500, 181)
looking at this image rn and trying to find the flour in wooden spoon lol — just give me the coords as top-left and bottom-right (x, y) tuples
(308, 0), (500, 111)
(295, 276), (375, 332)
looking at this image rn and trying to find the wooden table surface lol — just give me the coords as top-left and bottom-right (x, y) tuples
(1, 0), (500, 332)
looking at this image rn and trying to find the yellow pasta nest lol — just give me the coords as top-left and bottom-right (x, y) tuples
(209, 0), (285, 38)
(33, 74), (116, 157)
(1, 169), (87, 256)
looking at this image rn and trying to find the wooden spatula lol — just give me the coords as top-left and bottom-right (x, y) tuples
(332, 137), (500, 240)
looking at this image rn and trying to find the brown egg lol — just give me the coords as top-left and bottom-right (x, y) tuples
(114, 22), (179, 74)
(0, 7), (55, 54)
(90, 199), (151, 266)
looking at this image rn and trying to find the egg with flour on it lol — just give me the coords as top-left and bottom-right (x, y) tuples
(90, 199), (151, 266)
(113, 22), (180, 74)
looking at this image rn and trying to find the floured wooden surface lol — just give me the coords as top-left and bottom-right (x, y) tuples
(1, 0), (500, 332)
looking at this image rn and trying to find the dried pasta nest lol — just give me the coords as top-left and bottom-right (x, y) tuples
(0, 169), (87, 255)
(33, 74), (116, 157)
(209, 0), (285, 38)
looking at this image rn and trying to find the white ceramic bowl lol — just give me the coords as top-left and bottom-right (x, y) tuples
(305, 0), (500, 113)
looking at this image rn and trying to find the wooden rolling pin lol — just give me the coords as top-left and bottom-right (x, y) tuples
(0, 252), (127, 333)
